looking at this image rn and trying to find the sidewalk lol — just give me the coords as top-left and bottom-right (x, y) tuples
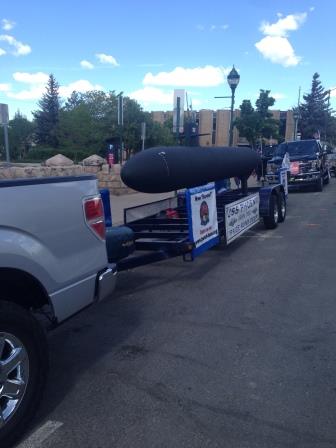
(110, 175), (260, 226)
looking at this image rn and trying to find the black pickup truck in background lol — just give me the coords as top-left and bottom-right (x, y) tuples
(266, 139), (330, 191)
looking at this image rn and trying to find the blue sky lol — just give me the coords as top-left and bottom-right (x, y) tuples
(0, 0), (335, 118)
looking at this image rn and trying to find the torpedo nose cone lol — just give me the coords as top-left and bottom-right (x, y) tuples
(121, 148), (172, 193)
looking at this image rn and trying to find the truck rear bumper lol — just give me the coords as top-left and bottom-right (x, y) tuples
(96, 264), (117, 302)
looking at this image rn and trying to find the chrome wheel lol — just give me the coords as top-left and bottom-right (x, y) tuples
(0, 333), (29, 426)
(273, 200), (279, 223)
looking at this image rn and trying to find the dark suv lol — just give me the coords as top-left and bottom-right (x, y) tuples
(266, 139), (329, 191)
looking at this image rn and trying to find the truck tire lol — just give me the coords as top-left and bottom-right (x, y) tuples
(263, 194), (279, 229)
(0, 301), (48, 448)
(323, 170), (330, 185)
(277, 192), (286, 223)
(315, 175), (323, 192)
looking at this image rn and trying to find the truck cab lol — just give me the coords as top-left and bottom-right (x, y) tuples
(266, 139), (329, 191)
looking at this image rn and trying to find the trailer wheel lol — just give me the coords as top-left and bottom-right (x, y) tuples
(0, 301), (48, 448)
(278, 192), (286, 223)
(315, 175), (323, 192)
(263, 194), (279, 229)
(323, 170), (330, 185)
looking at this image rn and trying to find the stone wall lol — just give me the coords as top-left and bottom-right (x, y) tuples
(84, 163), (135, 196)
(0, 157), (135, 196)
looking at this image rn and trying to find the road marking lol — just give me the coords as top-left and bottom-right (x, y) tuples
(240, 234), (283, 239)
(17, 421), (63, 448)
(305, 223), (321, 228)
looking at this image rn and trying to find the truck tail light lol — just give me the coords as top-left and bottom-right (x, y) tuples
(83, 196), (106, 240)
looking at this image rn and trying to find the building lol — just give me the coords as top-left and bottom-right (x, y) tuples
(151, 109), (295, 146)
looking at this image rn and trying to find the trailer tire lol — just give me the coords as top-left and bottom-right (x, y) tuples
(323, 170), (330, 185)
(0, 301), (48, 448)
(278, 192), (286, 223)
(315, 175), (323, 192)
(263, 194), (279, 229)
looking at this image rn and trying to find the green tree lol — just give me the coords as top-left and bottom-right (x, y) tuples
(234, 91), (279, 147)
(8, 111), (35, 159)
(255, 90), (279, 140)
(145, 115), (175, 148)
(33, 74), (61, 147)
(234, 100), (260, 147)
(299, 73), (330, 139)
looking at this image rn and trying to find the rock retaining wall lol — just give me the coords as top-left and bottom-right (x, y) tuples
(0, 159), (134, 196)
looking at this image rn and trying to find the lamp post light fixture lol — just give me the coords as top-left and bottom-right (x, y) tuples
(227, 66), (240, 147)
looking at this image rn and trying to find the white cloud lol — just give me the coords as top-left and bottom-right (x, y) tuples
(255, 12), (307, 67)
(260, 13), (307, 37)
(309, 6), (315, 12)
(7, 85), (45, 100)
(13, 71), (49, 84)
(2, 19), (16, 31)
(255, 36), (301, 67)
(272, 92), (286, 100)
(8, 73), (102, 100)
(0, 48), (6, 56)
(129, 87), (173, 106)
(0, 83), (11, 92)
(137, 63), (164, 68)
(59, 80), (102, 97)
(196, 24), (228, 32)
(80, 60), (94, 70)
(143, 65), (231, 87)
(95, 53), (119, 66)
(330, 88), (336, 98)
(0, 34), (31, 56)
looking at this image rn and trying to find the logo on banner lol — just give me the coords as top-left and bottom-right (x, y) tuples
(200, 201), (209, 226)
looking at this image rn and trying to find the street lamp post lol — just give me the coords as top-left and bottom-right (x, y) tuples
(227, 66), (240, 147)
(293, 109), (300, 140)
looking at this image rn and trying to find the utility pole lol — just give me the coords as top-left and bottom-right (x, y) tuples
(176, 96), (181, 144)
(117, 93), (123, 164)
(141, 122), (146, 151)
(293, 86), (301, 141)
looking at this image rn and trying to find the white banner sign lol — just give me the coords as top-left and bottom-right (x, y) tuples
(225, 194), (260, 244)
(187, 183), (219, 256)
(279, 168), (288, 196)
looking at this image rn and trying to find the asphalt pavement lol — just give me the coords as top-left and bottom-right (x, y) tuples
(18, 180), (336, 448)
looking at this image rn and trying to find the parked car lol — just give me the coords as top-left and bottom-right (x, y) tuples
(266, 139), (329, 191)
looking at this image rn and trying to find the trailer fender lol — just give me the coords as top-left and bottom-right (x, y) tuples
(259, 185), (285, 217)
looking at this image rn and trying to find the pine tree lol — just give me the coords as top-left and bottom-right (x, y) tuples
(299, 73), (330, 139)
(33, 74), (60, 147)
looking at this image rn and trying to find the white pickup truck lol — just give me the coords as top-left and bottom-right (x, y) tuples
(0, 175), (117, 447)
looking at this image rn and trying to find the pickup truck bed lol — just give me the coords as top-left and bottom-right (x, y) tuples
(0, 175), (116, 447)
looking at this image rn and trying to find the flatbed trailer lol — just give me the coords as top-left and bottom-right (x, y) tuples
(114, 181), (287, 271)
